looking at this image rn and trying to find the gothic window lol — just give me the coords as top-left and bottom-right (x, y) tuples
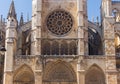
(69, 41), (77, 55)
(60, 41), (68, 55)
(42, 41), (51, 55)
(46, 10), (73, 36)
(0, 31), (5, 46)
(88, 28), (102, 55)
(51, 41), (59, 55)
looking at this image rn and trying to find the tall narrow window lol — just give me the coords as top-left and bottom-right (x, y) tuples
(69, 41), (77, 55)
(42, 41), (51, 55)
(51, 41), (59, 55)
(60, 41), (68, 55)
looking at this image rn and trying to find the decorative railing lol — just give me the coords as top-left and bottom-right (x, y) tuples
(15, 55), (79, 61)
(15, 55), (106, 61)
(14, 55), (36, 65)
(15, 55), (35, 59)
(40, 38), (78, 55)
(84, 55), (106, 59)
(15, 53), (120, 63)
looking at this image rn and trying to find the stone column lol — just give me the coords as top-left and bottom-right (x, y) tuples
(31, 0), (42, 55)
(3, 72), (13, 84)
(77, 0), (84, 56)
(77, 57), (85, 84)
(77, 0), (88, 55)
(105, 0), (112, 16)
(103, 17), (117, 84)
(77, 0), (87, 84)
(3, 39), (15, 84)
(4, 6), (17, 83)
(35, 71), (42, 84)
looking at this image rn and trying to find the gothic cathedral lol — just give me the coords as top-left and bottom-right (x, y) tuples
(0, 0), (120, 84)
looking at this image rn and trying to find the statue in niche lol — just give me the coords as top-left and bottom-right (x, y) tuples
(116, 12), (120, 22)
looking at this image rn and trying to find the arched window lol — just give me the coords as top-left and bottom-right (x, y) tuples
(60, 41), (68, 55)
(88, 28), (102, 55)
(51, 41), (59, 55)
(42, 41), (51, 55)
(69, 41), (77, 55)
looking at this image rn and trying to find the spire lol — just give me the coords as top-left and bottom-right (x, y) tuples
(1, 15), (3, 23)
(7, 0), (16, 19)
(19, 13), (24, 26)
(27, 13), (29, 22)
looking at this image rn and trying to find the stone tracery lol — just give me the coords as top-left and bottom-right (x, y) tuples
(46, 10), (73, 36)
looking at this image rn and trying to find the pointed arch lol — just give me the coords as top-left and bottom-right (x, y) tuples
(85, 64), (105, 84)
(88, 28), (102, 55)
(43, 60), (77, 83)
(13, 64), (35, 84)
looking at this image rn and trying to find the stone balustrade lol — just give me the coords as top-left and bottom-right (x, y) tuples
(14, 55), (107, 64)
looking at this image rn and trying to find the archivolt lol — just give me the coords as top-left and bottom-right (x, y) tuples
(43, 60), (77, 82)
(13, 64), (35, 84)
(85, 64), (105, 84)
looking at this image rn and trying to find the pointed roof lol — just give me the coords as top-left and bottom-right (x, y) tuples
(7, 0), (16, 19)
(19, 13), (24, 26)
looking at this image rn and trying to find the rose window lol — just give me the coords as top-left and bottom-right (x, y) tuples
(46, 10), (73, 35)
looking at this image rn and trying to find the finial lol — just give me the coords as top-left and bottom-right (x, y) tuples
(21, 12), (23, 17)
(19, 12), (24, 26)
(1, 15), (3, 23)
(92, 16), (94, 22)
(7, 0), (16, 19)
(27, 13), (29, 22)
(96, 16), (99, 25)
(3, 18), (5, 24)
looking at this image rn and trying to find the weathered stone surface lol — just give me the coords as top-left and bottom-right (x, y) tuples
(2, 0), (120, 84)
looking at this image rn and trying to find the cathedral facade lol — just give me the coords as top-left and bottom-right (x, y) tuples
(0, 0), (120, 84)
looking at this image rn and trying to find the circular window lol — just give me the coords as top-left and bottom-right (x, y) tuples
(46, 10), (73, 36)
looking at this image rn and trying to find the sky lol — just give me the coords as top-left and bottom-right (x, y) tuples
(0, 0), (101, 22)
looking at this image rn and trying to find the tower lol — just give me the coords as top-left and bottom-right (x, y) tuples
(31, 0), (88, 84)
(102, 0), (117, 84)
(3, 0), (120, 84)
(3, 1), (17, 84)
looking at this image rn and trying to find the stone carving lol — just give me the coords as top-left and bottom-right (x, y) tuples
(46, 10), (73, 35)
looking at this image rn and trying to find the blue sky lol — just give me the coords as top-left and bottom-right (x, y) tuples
(0, 0), (101, 22)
